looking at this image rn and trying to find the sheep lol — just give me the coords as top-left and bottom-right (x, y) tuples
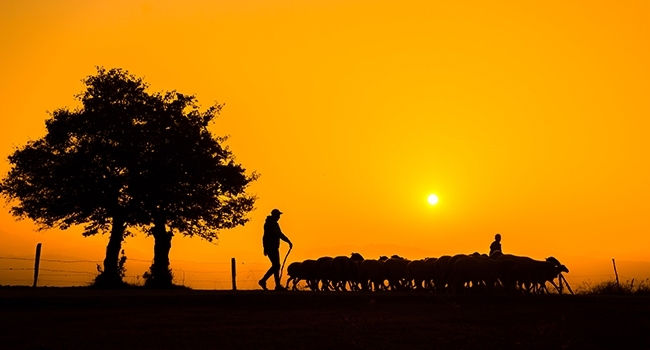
(442, 254), (470, 291)
(495, 254), (530, 292)
(344, 253), (366, 291)
(451, 255), (516, 293)
(531, 257), (569, 293)
(296, 259), (320, 291)
(330, 253), (364, 291)
(285, 261), (302, 290)
(384, 255), (411, 291)
(358, 258), (388, 291)
(423, 257), (438, 290)
(407, 258), (437, 291)
(348, 252), (365, 291)
(434, 255), (452, 292)
(496, 254), (569, 294)
(288, 251), (568, 295)
(316, 256), (334, 291)
(407, 259), (426, 290)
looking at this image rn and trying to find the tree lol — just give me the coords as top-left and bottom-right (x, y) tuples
(1, 68), (149, 287)
(132, 91), (258, 287)
(0, 67), (258, 288)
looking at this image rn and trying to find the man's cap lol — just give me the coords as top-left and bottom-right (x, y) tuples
(271, 209), (283, 215)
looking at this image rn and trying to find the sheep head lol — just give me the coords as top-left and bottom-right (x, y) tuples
(350, 252), (364, 261)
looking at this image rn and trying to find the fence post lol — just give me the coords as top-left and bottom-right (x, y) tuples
(560, 274), (574, 295)
(33, 243), (42, 288)
(612, 258), (619, 286)
(231, 257), (237, 291)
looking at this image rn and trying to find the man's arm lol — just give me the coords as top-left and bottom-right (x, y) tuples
(278, 231), (293, 249)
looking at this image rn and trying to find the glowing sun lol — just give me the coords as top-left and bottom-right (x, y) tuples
(427, 194), (439, 205)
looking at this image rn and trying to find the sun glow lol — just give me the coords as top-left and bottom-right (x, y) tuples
(427, 194), (439, 205)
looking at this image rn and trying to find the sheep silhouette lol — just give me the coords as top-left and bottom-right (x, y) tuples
(282, 251), (569, 294)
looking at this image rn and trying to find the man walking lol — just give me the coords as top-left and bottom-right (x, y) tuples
(259, 209), (293, 291)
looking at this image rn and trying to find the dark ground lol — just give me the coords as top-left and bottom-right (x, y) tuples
(0, 288), (648, 350)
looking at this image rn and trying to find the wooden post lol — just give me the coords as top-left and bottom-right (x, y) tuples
(33, 243), (42, 288)
(560, 274), (575, 295)
(612, 258), (619, 286)
(231, 257), (237, 291)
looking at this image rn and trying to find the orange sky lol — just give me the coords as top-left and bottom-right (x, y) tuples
(1, 0), (649, 289)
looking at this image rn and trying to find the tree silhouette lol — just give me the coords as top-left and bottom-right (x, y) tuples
(1, 67), (258, 288)
(1, 68), (149, 286)
(133, 91), (258, 288)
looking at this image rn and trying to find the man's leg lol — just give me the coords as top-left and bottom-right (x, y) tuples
(259, 250), (273, 290)
(259, 266), (272, 290)
(259, 249), (281, 290)
(267, 249), (284, 290)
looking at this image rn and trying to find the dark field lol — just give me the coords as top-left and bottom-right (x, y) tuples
(1, 288), (649, 350)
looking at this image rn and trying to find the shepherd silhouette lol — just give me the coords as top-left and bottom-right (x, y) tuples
(489, 233), (502, 256)
(259, 209), (293, 291)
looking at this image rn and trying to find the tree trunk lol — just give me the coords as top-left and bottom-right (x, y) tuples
(146, 216), (174, 288)
(95, 215), (126, 288)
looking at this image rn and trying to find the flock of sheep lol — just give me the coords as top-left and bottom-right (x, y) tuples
(285, 252), (571, 294)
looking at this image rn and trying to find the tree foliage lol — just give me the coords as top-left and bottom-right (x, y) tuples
(1, 68), (147, 236)
(132, 90), (258, 240)
(0, 67), (258, 287)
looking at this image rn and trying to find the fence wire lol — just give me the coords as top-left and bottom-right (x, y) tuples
(0, 254), (270, 290)
(3, 254), (634, 290)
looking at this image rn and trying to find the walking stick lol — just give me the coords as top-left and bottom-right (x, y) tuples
(279, 246), (292, 281)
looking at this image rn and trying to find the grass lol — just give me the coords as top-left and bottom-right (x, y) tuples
(576, 278), (650, 296)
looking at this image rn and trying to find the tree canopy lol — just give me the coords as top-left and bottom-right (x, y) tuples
(0, 67), (258, 287)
